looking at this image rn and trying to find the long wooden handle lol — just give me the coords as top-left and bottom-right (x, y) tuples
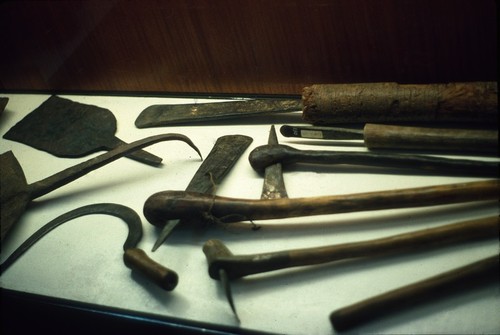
(143, 180), (499, 226)
(203, 216), (498, 280)
(123, 248), (178, 291)
(248, 144), (499, 177)
(329, 254), (499, 331)
(363, 124), (499, 153)
(302, 82), (498, 125)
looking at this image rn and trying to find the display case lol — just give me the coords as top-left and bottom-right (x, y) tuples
(0, 1), (498, 334)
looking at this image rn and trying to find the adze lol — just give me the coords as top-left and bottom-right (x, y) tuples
(248, 144), (499, 177)
(143, 179), (498, 226)
(202, 216), (498, 280)
(212, 126), (287, 320)
(1, 133), (202, 242)
(0, 203), (179, 291)
(150, 135), (253, 251)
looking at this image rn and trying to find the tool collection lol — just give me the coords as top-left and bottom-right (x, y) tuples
(1, 86), (498, 333)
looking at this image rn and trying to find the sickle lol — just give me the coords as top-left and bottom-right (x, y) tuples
(0, 133), (202, 242)
(0, 203), (178, 291)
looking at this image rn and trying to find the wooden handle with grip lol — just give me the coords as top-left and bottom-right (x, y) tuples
(203, 216), (498, 280)
(329, 254), (499, 331)
(302, 82), (498, 125)
(144, 180), (499, 226)
(363, 124), (498, 153)
(123, 248), (178, 291)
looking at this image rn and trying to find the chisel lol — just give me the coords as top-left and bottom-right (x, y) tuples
(280, 124), (498, 154)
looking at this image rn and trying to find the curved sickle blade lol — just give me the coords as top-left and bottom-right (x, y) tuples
(0, 203), (142, 274)
(261, 125), (288, 199)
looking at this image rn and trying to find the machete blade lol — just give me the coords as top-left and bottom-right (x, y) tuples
(151, 134), (253, 250)
(261, 125), (288, 199)
(135, 98), (302, 128)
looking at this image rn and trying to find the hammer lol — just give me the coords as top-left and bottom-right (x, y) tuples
(0, 203), (178, 291)
(248, 144), (499, 177)
(202, 216), (498, 319)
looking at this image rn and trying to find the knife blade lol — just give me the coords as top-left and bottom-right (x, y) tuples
(135, 98), (302, 128)
(151, 134), (253, 251)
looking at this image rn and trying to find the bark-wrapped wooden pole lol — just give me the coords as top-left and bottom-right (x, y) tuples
(302, 82), (498, 125)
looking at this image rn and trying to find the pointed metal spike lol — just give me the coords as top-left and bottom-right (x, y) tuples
(219, 268), (240, 323)
(151, 220), (179, 251)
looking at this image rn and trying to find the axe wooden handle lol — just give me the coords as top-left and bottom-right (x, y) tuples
(144, 180), (499, 226)
(302, 82), (498, 125)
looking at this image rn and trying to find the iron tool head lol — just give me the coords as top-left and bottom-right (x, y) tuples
(261, 125), (288, 200)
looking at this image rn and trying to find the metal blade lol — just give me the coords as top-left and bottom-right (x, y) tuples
(135, 98), (302, 128)
(152, 135), (253, 251)
(261, 125), (288, 199)
(280, 125), (364, 140)
(220, 268), (240, 322)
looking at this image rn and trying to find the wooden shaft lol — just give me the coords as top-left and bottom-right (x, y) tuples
(203, 216), (498, 280)
(143, 180), (499, 226)
(123, 248), (178, 291)
(329, 255), (499, 331)
(363, 124), (499, 153)
(248, 144), (499, 177)
(302, 82), (498, 125)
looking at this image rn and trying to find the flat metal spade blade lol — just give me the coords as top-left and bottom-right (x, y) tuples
(3, 95), (162, 166)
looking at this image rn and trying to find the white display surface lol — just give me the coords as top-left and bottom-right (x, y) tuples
(0, 93), (498, 334)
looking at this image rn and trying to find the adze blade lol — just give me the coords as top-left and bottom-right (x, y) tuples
(151, 135), (253, 251)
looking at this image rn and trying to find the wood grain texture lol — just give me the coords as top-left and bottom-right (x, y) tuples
(0, 0), (497, 94)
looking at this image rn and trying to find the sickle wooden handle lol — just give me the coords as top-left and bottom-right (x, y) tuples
(329, 254), (499, 331)
(123, 248), (178, 291)
(363, 124), (498, 153)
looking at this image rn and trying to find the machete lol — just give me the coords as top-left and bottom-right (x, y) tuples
(0, 203), (178, 291)
(134, 98), (302, 127)
(150, 135), (253, 251)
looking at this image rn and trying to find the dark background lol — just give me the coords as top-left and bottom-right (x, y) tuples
(0, 0), (497, 95)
